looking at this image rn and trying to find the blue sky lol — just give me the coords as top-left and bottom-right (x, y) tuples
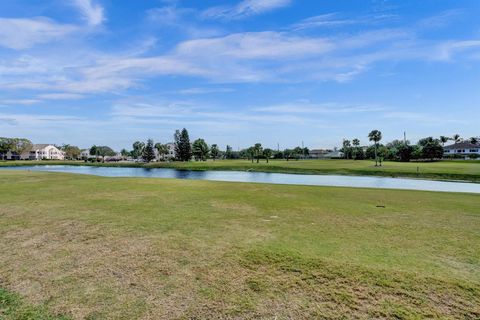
(0, 0), (479, 150)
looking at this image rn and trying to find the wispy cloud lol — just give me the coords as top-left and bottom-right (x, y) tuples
(37, 93), (85, 100)
(71, 0), (105, 26)
(202, 0), (291, 20)
(0, 17), (76, 50)
(0, 99), (41, 106)
(417, 9), (463, 29)
(254, 102), (386, 114)
(291, 12), (398, 31)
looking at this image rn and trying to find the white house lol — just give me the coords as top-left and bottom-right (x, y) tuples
(165, 143), (176, 160)
(152, 143), (176, 161)
(444, 142), (480, 158)
(7, 144), (65, 160)
(80, 149), (91, 159)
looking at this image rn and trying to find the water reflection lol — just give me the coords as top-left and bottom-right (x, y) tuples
(2, 165), (480, 194)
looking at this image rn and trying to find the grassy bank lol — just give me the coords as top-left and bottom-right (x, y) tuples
(0, 170), (479, 318)
(2, 158), (480, 182)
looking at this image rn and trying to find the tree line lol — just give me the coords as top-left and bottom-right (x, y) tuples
(341, 131), (480, 166)
(2, 130), (478, 163)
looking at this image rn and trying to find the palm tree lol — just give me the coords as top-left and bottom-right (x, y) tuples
(342, 139), (351, 159)
(368, 130), (382, 166)
(253, 143), (263, 163)
(452, 134), (461, 143)
(155, 143), (169, 161)
(352, 138), (360, 160)
(263, 148), (273, 163)
(440, 136), (449, 147)
(247, 147), (255, 163)
(470, 137), (479, 145)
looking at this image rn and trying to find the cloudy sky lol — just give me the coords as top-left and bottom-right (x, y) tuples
(1, 0), (479, 150)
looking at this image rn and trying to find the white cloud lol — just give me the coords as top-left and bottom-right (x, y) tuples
(175, 31), (334, 59)
(38, 93), (85, 100)
(71, 0), (105, 26)
(292, 13), (359, 30)
(0, 17), (76, 50)
(0, 99), (41, 106)
(435, 40), (480, 61)
(253, 102), (386, 114)
(202, 0), (291, 20)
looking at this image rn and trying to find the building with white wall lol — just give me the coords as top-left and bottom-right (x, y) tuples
(7, 144), (65, 160)
(444, 142), (480, 158)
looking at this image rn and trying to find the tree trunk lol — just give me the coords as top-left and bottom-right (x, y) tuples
(374, 143), (378, 166)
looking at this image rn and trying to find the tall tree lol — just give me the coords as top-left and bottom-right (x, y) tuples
(352, 138), (360, 160)
(210, 144), (220, 161)
(62, 144), (81, 160)
(89, 145), (98, 157)
(96, 146), (116, 162)
(132, 141), (145, 160)
(225, 145), (233, 159)
(154, 143), (169, 161)
(342, 139), (352, 159)
(470, 137), (479, 145)
(174, 128), (192, 161)
(8, 138), (32, 159)
(418, 137), (443, 161)
(253, 143), (263, 163)
(143, 139), (156, 163)
(192, 138), (209, 161)
(368, 130), (382, 166)
(0, 138), (14, 160)
(303, 147), (309, 158)
(284, 149), (293, 161)
(247, 146), (255, 163)
(452, 134), (461, 143)
(263, 148), (273, 163)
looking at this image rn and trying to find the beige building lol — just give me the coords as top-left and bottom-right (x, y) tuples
(7, 144), (65, 160)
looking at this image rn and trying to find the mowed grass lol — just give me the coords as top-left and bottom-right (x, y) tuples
(0, 170), (479, 319)
(2, 158), (480, 182)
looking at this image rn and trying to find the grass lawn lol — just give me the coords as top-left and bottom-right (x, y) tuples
(2, 158), (480, 182)
(0, 170), (479, 319)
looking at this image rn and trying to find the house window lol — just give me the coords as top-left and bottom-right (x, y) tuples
(470, 149), (478, 153)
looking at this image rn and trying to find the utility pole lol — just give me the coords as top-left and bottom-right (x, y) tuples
(404, 131), (407, 145)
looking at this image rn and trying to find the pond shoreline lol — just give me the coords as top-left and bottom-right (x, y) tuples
(1, 160), (480, 183)
(2, 165), (480, 193)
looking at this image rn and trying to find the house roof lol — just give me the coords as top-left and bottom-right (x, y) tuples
(444, 142), (479, 150)
(31, 144), (53, 150)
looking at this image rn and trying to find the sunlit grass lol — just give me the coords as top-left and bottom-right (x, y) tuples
(1, 170), (479, 318)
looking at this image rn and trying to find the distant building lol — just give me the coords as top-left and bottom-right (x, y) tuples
(321, 150), (344, 159)
(444, 142), (480, 158)
(309, 148), (343, 159)
(80, 149), (91, 159)
(165, 143), (176, 160)
(309, 149), (331, 159)
(7, 144), (65, 160)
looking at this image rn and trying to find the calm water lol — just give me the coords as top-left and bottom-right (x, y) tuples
(2, 165), (480, 194)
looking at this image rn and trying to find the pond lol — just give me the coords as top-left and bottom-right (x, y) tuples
(2, 165), (480, 193)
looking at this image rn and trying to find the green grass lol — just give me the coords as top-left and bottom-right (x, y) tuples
(0, 170), (479, 318)
(0, 288), (69, 320)
(2, 158), (480, 182)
